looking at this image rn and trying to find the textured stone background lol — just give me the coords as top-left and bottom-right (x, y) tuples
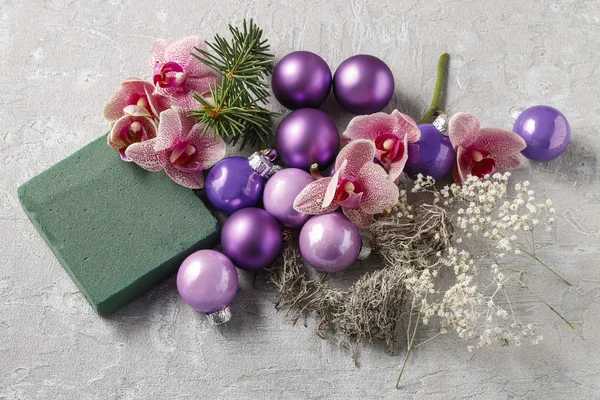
(2, 0), (600, 398)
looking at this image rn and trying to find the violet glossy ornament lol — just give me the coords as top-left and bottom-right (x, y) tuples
(404, 124), (456, 181)
(512, 105), (570, 161)
(176, 250), (238, 324)
(263, 168), (314, 227)
(275, 108), (340, 170)
(271, 51), (332, 110)
(221, 207), (283, 271)
(205, 151), (279, 214)
(299, 213), (362, 273)
(333, 54), (394, 115)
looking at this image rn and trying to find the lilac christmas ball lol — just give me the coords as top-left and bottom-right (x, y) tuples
(205, 156), (263, 214)
(263, 168), (314, 227)
(176, 250), (238, 314)
(404, 124), (456, 181)
(221, 208), (283, 271)
(513, 105), (570, 161)
(299, 213), (362, 273)
(275, 108), (340, 170)
(271, 51), (332, 110)
(333, 54), (394, 115)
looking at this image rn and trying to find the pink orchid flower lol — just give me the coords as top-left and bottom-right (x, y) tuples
(152, 37), (220, 110)
(107, 105), (158, 161)
(341, 110), (421, 181)
(103, 77), (169, 122)
(294, 139), (399, 228)
(448, 113), (527, 185)
(125, 107), (226, 189)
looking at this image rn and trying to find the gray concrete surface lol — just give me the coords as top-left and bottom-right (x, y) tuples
(2, 0), (600, 398)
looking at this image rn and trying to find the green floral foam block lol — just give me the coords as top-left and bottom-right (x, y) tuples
(18, 135), (219, 315)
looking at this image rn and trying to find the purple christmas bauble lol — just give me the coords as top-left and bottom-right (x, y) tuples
(176, 250), (238, 313)
(205, 156), (263, 214)
(513, 105), (570, 161)
(221, 208), (283, 271)
(333, 54), (394, 115)
(404, 124), (456, 181)
(263, 168), (314, 227)
(299, 213), (362, 273)
(275, 108), (340, 170)
(271, 51), (332, 110)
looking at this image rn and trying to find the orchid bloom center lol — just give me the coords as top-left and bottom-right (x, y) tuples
(334, 179), (363, 208)
(119, 119), (149, 145)
(374, 133), (404, 164)
(153, 61), (186, 88)
(469, 148), (496, 178)
(169, 140), (204, 172)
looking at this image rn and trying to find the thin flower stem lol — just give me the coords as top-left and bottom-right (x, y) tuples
(420, 53), (449, 124)
(396, 302), (424, 389)
(517, 246), (573, 286)
(519, 281), (575, 330)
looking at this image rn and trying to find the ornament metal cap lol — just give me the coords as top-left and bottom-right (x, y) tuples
(432, 113), (448, 135)
(206, 307), (232, 325)
(509, 106), (525, 121)
(248, 149), (281, 178)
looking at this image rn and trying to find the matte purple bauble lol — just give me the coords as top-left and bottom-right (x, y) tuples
(275, 108), (340, 170)
(271, 51), (332, 110)
(221, 208), (283, 271)
(513, 105), (570, 161)
(263, 168), (314, 227)
(299, 213), (362, 273)
(333, 54), (394, 115)
(176, 250), (238, 313)
(205, 156), (263, 214)
(404, 124), (456, 181)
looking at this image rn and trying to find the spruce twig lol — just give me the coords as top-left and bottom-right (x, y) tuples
(190, 19), (277, 148)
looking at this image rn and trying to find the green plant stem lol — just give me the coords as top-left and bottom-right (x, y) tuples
(396, 304), (423, 389)
(420, 53), (449, 124)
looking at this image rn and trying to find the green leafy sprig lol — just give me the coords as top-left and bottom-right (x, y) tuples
(190, 19), (277, 148)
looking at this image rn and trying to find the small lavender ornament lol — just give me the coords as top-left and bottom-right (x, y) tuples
(176, 250), (238, 325)
(263, 168), (314, 227)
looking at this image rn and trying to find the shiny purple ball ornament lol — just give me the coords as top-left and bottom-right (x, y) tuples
(275, 108), (340, 170)
(271, 51), (332, 110)
(299, 213), (362, 273)
(512, 105), (571, 161)
(333, 54), (394, 115)
(263, 168), (314, 227)
(404, 124), (456, 181)
(221, 208), (283, 271)
(176, 250), (238, 325)
(205, 151), (280, 214)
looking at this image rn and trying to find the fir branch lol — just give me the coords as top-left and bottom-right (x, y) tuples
(191, 19), (277, 148)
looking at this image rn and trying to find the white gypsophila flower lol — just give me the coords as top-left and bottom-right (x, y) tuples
(406, 173), (559, 351)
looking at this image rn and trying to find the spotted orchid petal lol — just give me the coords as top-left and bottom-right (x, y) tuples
(454, 146), (470, 185)
(495, 155), (523, 170)
(108, 114), (157, 154)
(124, 139), (168, 172)
(164, 163), (205, 189)
(323, 160), (346, 208)
(153, 107), (196, 152)
(335, 140), (376, 180)
(152, 37), (220, 111)
(342, 207), (374, 229)
(356, 162), (399, 214)
(293, 178), (339, 215)
(342, 110), (420, 143)
(448, 113), (480, 149)
(187, 124), (227, 169)
(474, 128), (527, 156)
(103, 78), (158, 122)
